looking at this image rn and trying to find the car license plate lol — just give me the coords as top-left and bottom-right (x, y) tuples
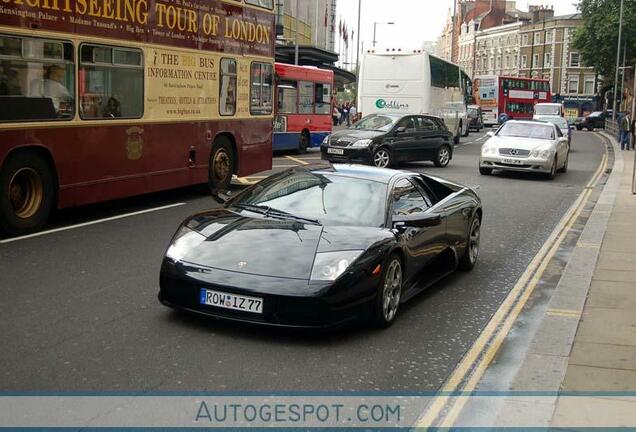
(327, 148), (344, 155)
(199, 289), (263, 314)
(502, 158), (524, 165)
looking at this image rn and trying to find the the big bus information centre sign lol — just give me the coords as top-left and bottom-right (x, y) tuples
(0, 0), (274, 57)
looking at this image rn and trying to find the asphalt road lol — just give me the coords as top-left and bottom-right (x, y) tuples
(0, 129), (605, 392)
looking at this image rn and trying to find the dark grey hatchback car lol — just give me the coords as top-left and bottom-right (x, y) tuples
(321, 114), (455, 168)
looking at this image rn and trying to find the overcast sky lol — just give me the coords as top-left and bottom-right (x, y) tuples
(335, 0), (579, 60)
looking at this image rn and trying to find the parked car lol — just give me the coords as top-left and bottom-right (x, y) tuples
(321, 114), (455, 168)
(159, 165), (483, 328)
(574, 111), (612, 131)
(467, 105), (484, 131)
(479, 120), (570, 180)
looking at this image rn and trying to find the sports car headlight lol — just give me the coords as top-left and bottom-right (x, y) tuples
(165, 225), (206, 262)
(351, 139), (372, 148)
(530, 146), (553, 159)
(322, 135), (330, 145)
(310, 250), (363, 281)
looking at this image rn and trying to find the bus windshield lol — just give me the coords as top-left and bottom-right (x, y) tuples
(535, 104), (561, 116)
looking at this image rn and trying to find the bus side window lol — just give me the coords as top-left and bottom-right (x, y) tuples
(79, 44), (143, 120)
(276, 80), (297, 114)
(314, 82), (331, 115)
(250, 62), (273, 115)
(298, 81), (314, 114)
(0, 34), (74, 122)
(220, 58), (237, 116)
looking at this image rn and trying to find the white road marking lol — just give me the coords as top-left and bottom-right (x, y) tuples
(0, 203), (187, 244)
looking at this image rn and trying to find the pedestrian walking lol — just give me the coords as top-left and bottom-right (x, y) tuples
(630, 116), (635, 151)
(340, 103), (348, 126)
(619, 112), (631, 150)
(349, 104), (358, 124)
(345, 102), (352, 127)
(332, 104), (340, 126)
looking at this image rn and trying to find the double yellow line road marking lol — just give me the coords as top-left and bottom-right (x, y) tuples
(417, 139), (609, 428)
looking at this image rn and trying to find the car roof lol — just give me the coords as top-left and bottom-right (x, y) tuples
(308, 163), (408, 184)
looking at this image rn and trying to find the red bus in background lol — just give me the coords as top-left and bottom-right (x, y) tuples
(0, 0), (276, 236)
(273, 63), (333, 153)
(473, 75), (552, 125)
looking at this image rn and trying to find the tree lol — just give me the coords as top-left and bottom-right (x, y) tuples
(573, 0), (636, 79)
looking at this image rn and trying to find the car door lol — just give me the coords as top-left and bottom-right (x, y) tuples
(553, 125), (567, 163)
(415, 116), (445, 160)
(390, 178), (447, 286)
(389, 116), (420, 162)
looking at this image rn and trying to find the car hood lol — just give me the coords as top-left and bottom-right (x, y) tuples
(328, 129), (386, 144)
(485, 136), (554, 151)
(172, 209), (392, 280)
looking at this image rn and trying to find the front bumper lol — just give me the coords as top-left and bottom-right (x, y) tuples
(159, 259), (378, 328)
(479, 154), (553, 173)
(320, 145), (373, 164)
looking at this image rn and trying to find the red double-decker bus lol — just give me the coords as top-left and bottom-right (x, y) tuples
(0, 0), (275, 235)
(473, 75), (552, 125)
(273, 63), (333, 153)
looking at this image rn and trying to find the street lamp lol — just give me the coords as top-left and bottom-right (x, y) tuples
(612, 0), (624, 120)
(372, 22), (394, 47)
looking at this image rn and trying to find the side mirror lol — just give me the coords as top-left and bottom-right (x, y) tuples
(395, 126), (407, 135)
(486, 131), (495, 137)
(393, 213), (442, 230)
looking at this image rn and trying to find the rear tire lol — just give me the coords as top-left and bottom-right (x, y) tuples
(458, 216), (481, 271)
(297, 130), (310, 154)
(0, 150), (55, 236)
(576, 125), (583, 131)
(434, 145), (451, 168)
(207, 137), (234, 194)
(587, 126), (594, 132)
(372, 254), (403, 328)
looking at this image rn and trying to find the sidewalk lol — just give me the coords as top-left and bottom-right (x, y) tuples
(550, 141), (636, 425)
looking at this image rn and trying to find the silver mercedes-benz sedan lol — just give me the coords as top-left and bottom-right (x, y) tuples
(479, 120), (570, 179)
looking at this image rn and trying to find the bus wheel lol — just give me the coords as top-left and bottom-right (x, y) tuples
(208, 138), (234, 194)
(297, 131), (310, 154)
(0, 151), (55, 236)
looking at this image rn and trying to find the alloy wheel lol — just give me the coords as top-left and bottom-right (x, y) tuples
(374, 149), (390, 168)
(468, 218), (481, 264)
(382, 259), (402, 322)
(438, 147), (450, 166)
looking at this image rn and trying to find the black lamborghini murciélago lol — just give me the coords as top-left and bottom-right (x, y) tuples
(159, 164), (482, 328)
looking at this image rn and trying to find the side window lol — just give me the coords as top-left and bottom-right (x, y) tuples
(0, 35), (75, 122)
(396, 116), (416, 132)
(392, 178), (430, 216)
(429, 56), (445, 88)
(314, 82), (331, 114)
(250, 62), (273, 115)
(555, 126), (562, 138)
(219, 59), (237, 116)
(417, 116), (440, 131)
(79, 44), (143, 119)
(298, 80), (314, 114)
(276, 80), (297, 114)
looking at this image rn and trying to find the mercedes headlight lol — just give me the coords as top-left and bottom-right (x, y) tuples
(481, 142), (497, 155)
(310, 250), (363, 281)
(165, 225), (206, 262)
(351, 139), (372, 148)
(530, 145), (553, 160)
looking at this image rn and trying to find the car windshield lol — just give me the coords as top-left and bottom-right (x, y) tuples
(497, 122), (555, 140)
(535, 105), (560, 116)
(229, 170), (388, 227)
(354, 115), (398, 131)
(547, 118), (568, 130)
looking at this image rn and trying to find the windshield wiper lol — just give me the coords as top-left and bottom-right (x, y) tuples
(234, 204), (321, 225)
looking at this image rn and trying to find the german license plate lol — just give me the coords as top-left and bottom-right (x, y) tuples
(200, 289), (263, 314)
(327, 148), (344, 155)
(502, 158), (524, 165)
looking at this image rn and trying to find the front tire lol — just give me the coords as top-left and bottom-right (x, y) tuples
(458, 216), (481, 271)
(479, 166), (493, 175)
(0, 150), (55, 236)
(546, 156), (558, 180)
(208, 137), (234, 194)
(297, 131), (310, 154)
(434, 145), (451, 168)
(373, 147), (392, 168)
(372, 254), (403, 328)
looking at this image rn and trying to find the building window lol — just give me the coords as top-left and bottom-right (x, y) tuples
(568, 76), (579, 94)
(533, 54), (540, 68)
(514, 54), (519, 67)
(220, 59), (237, 116)
(534, 31), (541, 45)
(570, 52), (580, 67)
(544, 52), (552, 68)
(0, 35), (75, 122)
(545, 30), (553, 44)
(583, 76), (596, 94)
(250, 62), (273, 115)
(496, 56), (501, 69)
(521, 55), (527, 68)
(79, 44), (143, 120)
(489, 56), (494, 70)
(522, 34), (529, 46)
